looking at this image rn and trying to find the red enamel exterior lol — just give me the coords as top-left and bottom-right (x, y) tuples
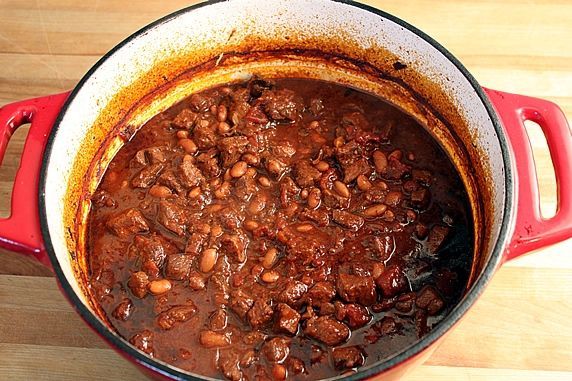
(484, 88), (572, 261)
(0, 92), (69, 267)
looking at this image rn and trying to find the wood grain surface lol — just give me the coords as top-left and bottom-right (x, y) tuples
(1, 1), (571, 380)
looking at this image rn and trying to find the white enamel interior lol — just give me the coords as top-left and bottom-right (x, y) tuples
(43, 0), (508, 360)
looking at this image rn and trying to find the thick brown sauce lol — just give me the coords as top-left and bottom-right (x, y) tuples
(87, 78), (472, 380)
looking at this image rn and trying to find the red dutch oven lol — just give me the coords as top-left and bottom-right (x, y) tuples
(1, 1), (571, 380)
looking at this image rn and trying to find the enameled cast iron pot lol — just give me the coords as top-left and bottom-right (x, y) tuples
(1, 1), (571, 380)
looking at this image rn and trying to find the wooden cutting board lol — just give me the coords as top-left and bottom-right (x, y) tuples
(1, 1), (571, 380)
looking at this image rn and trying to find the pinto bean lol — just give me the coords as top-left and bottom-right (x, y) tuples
(258, 176), (271, 187)
(243, 220), (259, 231)
(149, 185), (172, 198)
(373, 150), (388, 173)
(199, 331), (231, 348)
(262, 248), (278, 269)
(261, 270), (280, 283)
(242, 153), (259, 166)
(148, 279), (172, 295)
(217, 104), (228, 122)
(176, 130), (189, 139)
(179, 138), (198, 154)
(333, 180), (350, 198)
(218, 121), (231, 134)
(307, 188), (321, 209)
(315, 161), (329, 172)
(363, 203), (387, 217)
(356, 175), (372, 191)
(200, 248), (218, 273)
(230, 161), (248, 178)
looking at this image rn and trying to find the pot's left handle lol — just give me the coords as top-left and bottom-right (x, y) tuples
(0, 92), (69, 266)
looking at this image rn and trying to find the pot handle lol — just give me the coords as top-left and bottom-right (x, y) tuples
(0, 92), (69, 266)
(484, 88), (572, 261)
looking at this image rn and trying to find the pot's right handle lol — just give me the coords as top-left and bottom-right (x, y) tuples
(0, 92), (69, 266)
(484, 88), (572, 261)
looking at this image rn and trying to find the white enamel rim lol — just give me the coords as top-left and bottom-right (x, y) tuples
(38, 0), (514, 379)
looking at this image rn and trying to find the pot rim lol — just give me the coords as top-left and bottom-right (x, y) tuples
(38, 0), (514, 379)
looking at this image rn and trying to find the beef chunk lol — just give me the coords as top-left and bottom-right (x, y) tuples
(344, 304), (371, 329)
(270, 140), (297, 160)
(262, 337), (291, 362)
(156, 304), (197, 330)
(112, 298), (134, 321)
(307, 282), (336, 304)
(218, 207), (243, 230)
(220, 233), (249, 263)
(322, 189), (350, 209)
(282, 226), (331, 266)
(209, 309), (228, 331)
(416, 285), (444, 315)
(107, 209), (149, 237)
(157, 201), (187, 236)
(158, 169), (185, 194)
(185, 232), (207, 256)
(384, 156), (411, 180)
(335, 141), (372, 183)
(249, 78), (274, 98)
(375, 264), (409, 298)
(196, 148), (222, 179)
(412, 169), (432, 186)
(244, 106), (270, 126)
(274, 303), (301, 335)
(332, 346), (365, 369)
(341, 111), (370, 132)
(132, 147), (169, 166)
(374, 316), (400, 335)
(229, 87), (251, 120)
(218, 136), (249, 167)
(247, 299), (274, 328)
(131, 233), (176, 270)
(193, 123), (217, 149)
(189, 93), (214, 113)
(128, 271), (149, 298)
(332, 210), (364, 231)
(426, 225), (450, 254)
(90, 269), (114, 300)
(179, 155), (204, 188)
(234, 175), (258, 201)
(286, 356), (306, 375)
(304, 316), (350, 346)
(395, 292), (416, 313)
(217, 350), (242, 381)
(411, 188), (430, 209)
(337, 274), (377, 306)
(370, 235), (395, 262)
(129, 330), (154, 356)
(293, 161), (321, 188)
(415, 310), (429, 337)
(258, 89), (303, 121)
(343, 158), (371, 184)
(229, 289), (254, 319)
(131, 163), (164, 188)
(165, 254), (193, 280)
(277, 281), (308, 306)
(279, 177), (301, 207)
(91, 189), (116, 208)
(172, 108), (197, 129)
(299, 208), (330, 227)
